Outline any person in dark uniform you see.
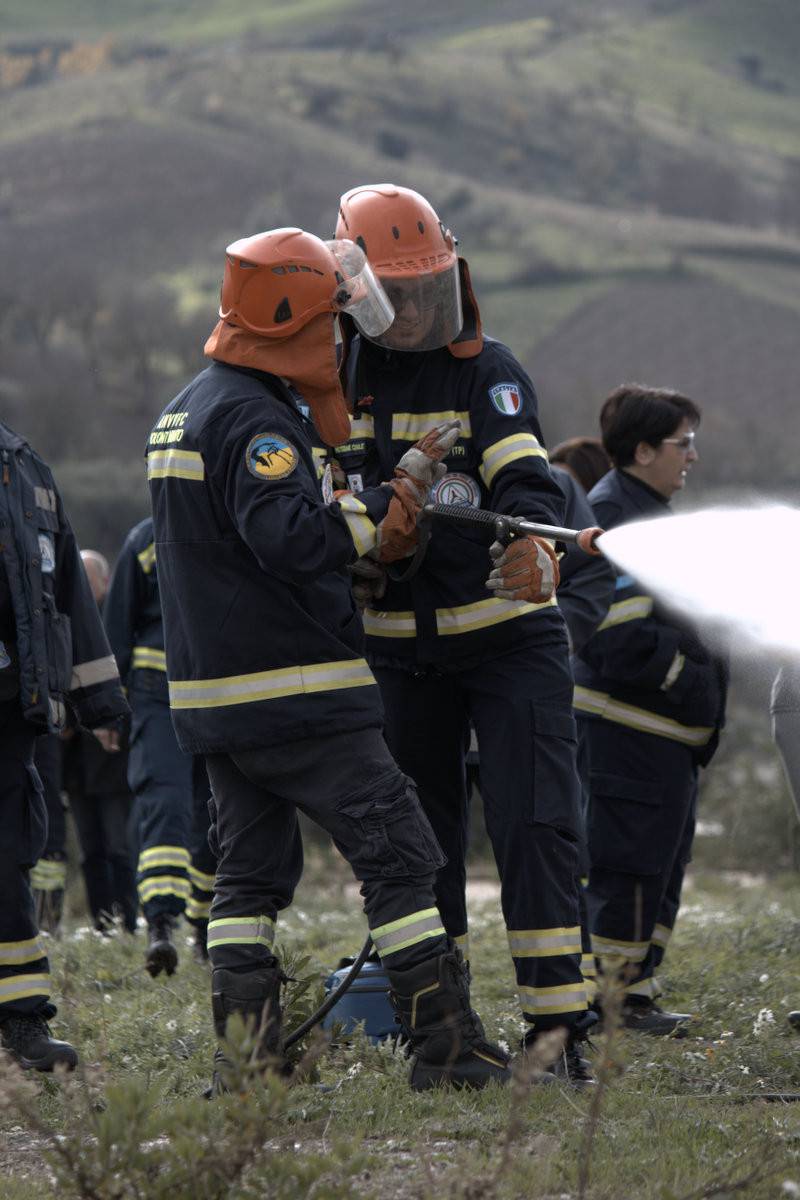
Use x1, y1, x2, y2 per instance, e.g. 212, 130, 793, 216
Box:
147, 226, 510, 1092
574, 384, 727, 1033
0, 422, 128, 1070
61, 549, 138, 934
104, 517, 216, 971
332, 184, 594, 1083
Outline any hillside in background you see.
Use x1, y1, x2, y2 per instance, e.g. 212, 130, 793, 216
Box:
0, 0, 799, 551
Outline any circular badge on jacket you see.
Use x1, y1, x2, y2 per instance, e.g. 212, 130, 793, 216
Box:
431, 471, 481, 507
246, 433, 299, 481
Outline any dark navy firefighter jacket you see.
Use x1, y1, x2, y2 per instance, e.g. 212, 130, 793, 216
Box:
336, 335, 570, 667
0, 421, 128, 732
551, 466, 615, 655
104, 516, 168, 702
574, 469, 727, 766
146, 362, 395, 755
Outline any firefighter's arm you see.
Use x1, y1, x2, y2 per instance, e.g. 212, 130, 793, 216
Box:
468, 345, 567, 528
103, 529, 148, 685
52, 493, 129, 729
204, 406, 394, 585
552, 469, 615, 653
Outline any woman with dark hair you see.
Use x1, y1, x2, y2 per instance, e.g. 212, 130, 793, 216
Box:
574, 384, 727, 1034
550, 436, 611, 497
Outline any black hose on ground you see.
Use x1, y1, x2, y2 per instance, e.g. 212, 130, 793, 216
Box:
284, 934, 375, 1050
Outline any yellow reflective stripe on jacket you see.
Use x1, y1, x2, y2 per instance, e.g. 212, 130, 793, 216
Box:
138, 845, 191, 871
147, 449, 205, 481
0, 936, 48, 966
652, 923, 672, 949
29, 859, 67, 891
137, 542, 157, 574
311, 446, 327, 480
132, 646, 167, 672
573, 686, 714, 747
518, 981, 586, 1016
597, 595, 654, 631
479, 433, 547, 487
71, 654, 119, 691
188, 865, 216, 891
334, 414, 375, 450
362, 609, 418, 638
0, 973, 51, 1004
138, 876, 192, 903
207, 915, 275, 950
507, 926, 582, 958
169, 658, 376, 710
337, 493, 377, 557
454, 932, 470, 961
436, 595, 556, 636
391, 411, 471, 442
591, 933, 649, 963
580, 953, 597, 979
370, 907, 445, 958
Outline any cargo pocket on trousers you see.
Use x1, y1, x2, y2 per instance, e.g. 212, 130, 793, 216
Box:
338, 778, 445, 879
587, 771, 665, 875
528, 705, 582, 837
126, 712, 151, 796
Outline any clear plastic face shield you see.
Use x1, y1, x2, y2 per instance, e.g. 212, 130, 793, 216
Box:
326, 239, 395, 338
365, 262, 463, 352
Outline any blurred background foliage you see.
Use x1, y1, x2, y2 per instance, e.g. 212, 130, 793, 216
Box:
1, 0, 798, 870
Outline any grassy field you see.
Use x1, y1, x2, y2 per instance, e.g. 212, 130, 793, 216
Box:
3, 866, 800, 1199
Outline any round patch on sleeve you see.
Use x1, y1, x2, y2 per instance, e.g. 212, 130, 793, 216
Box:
246, 432, 299, 480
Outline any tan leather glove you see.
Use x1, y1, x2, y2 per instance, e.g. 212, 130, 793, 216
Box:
375, 419, 461, 562
485, 535, 560, 603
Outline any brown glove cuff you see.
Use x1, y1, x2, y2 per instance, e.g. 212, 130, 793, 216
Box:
375, 481, 422, 563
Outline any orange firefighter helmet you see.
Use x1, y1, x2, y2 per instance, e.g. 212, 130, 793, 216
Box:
205, 227, 393, 446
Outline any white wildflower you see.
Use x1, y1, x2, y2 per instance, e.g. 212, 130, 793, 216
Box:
753, 1008, 776, 1036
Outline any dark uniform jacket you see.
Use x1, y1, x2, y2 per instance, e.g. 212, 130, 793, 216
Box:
147, 361, 394, 755
574, 468, 727, 765
0, 421, 128, 731
338, 335, 569, 667
551, 466, 614, 655
105, 516, 168, 702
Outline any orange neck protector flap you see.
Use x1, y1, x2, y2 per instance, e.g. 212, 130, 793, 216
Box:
448, 257, 483, 359
204, 313, 352, 447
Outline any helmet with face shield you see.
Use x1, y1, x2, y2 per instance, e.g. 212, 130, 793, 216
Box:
335, 185, 463, 352
205, 228, 394, 446
218, 228, 393, 339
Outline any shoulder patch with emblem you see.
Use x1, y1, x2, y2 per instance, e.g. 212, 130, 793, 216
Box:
246, 433, 299, 481
431, 471, 481, 508
488, 382, 522, 416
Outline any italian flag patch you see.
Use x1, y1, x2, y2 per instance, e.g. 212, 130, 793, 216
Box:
488, 382, 522, 416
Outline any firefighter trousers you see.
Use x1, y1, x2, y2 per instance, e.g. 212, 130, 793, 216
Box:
128, 681, 214, 923
374, 638, 587, 1031
0, 700, 54, 1019
580, 718, 697, 999
204, 726, 448, 975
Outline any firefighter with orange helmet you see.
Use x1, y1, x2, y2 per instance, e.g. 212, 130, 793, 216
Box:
332, 185, 594, 1083
147, 227, 511, 1091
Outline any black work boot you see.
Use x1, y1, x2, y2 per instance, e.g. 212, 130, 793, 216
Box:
0, 1012, 78, 1072
192, 919, 210, 964
386, 947, 511, 1091
621, 997, 691, 1037
522, 1010, 598, 1087
145, 915, 178, 977
210, 965, 284, 1094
